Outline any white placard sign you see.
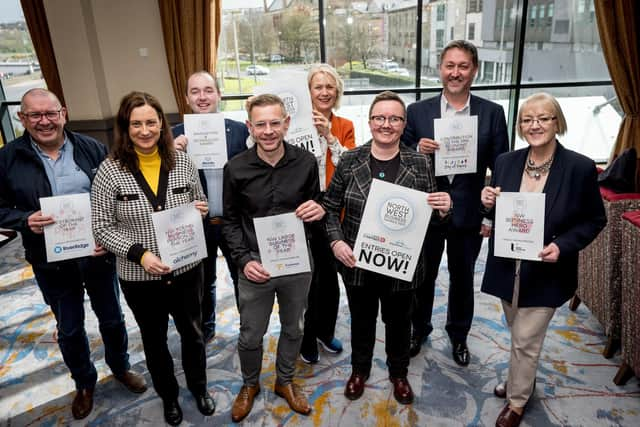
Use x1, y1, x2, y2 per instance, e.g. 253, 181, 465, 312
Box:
184, 113, 228, 169
253, 212, 311, 277
254, 75, 320, 155
40, 193, 95, 262
434, 115, 478, 176
353, 179, 431, 281
151, 203, 207, 270
494, 192, 545, 261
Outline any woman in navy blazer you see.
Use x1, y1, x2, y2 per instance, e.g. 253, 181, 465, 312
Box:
480, 93, 606, 427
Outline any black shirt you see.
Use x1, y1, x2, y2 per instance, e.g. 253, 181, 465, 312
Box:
369, 152, 401, 182
222, 142, 321, 269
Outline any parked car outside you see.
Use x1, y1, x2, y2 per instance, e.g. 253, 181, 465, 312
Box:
246, 65, 270, 75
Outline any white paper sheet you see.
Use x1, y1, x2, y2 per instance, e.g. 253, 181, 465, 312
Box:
434, 115, 478, 176
151, 203, 208, 270
254, 74, 321, 155
353, 179, 432, 281
253, 212, 311, 277
184, 113, 228, 169
40, 193, 96, 262
494, 192, 545, 261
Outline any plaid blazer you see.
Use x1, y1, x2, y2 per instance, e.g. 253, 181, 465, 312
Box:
323, 141, 441, 291
91, 151, 206, 282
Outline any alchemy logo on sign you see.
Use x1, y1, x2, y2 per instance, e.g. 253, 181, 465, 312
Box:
379, 198, 414, 231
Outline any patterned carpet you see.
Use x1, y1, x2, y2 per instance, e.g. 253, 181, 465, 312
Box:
1, 236, 639, 426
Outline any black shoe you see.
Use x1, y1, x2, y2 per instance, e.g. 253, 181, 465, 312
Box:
194, 391, 216, 416
409, 332, 428, 358
163, 399, 183, 426
452, 341, 470, 366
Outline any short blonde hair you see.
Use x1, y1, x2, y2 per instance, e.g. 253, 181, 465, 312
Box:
307, 63, 344, 110
517, 92, 568, 138
245, 94, 286, 121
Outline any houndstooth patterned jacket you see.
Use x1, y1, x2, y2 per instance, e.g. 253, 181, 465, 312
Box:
91, 150, 206, 282
323, 141, 446, 292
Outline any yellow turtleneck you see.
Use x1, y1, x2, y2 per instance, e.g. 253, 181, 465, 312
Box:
135, 147, 161, 195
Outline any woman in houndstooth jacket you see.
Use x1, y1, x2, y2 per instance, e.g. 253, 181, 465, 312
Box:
322, 91, 452, 405
91, 92, 214, 425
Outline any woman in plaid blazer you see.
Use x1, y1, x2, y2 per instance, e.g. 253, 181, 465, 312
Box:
91, 92, 214, 425
322, 91, 452, 405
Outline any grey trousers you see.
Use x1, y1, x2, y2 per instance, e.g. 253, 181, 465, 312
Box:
237, 270, 312, 386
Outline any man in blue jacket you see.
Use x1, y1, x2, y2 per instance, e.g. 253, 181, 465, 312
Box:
402, 40, 509, 366
172, 71, 249, 341
0, 88, 146, 420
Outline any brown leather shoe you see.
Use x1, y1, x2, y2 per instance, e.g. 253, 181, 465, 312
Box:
494, 381, 507, 398
115, 370, 148, 394
344, 372, 369, 400
71, 388, 94, 420
274, 382, 311, 415
390, 377, 414, 404
231, 384, 260, 422
495, 404, 524, 427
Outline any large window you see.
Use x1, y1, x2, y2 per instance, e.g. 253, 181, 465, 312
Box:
0, 1, 45, 145
220, 1, 617, 162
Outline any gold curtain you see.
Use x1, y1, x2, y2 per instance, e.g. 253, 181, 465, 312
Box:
20, 0, 66, 108
158, 0, 222, 115
595, 0, 640, 191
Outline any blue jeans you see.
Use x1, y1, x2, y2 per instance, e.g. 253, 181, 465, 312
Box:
202, 221, 238, 336
32, 255, 129, 390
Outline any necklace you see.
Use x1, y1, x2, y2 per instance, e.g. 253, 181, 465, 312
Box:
525, 153, 554, 180
370, 154, 398, 180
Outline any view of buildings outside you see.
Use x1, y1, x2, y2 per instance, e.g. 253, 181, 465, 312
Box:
0, 0, 621, 161
0, 0, 45, 146
217, 0, 620, 161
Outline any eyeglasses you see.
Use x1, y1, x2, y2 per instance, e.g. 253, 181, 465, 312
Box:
519, 116, 556, 127
252, 119, 285, 131
21, 110, 63, 123
370, 115, 405, 126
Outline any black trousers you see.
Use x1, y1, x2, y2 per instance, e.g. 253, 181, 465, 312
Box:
120, 264, 206, 401
412, 224, 483, 343
301, 229, 340, 353
346, 272, 414, 378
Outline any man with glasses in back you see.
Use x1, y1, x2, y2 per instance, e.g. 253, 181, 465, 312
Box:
402, 40, 509, 366
172, 70, 249, 341
223, 94, 325, 422
0, 88, 146, 420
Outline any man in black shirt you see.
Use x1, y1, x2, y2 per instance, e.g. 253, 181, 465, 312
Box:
222, 94, 325, 422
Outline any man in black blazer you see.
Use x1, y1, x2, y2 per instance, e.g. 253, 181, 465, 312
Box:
401, 40, 509, 366
172, 71, 249, 341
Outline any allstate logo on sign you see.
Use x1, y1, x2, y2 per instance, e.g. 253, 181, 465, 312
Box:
379, 197, 414, 231
54, 246, 63, 254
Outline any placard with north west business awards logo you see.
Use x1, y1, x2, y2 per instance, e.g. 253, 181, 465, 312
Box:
253, 212, 311, 277
494, 192, 545, 261
184, 113, 228, 169
434, 115, 478, 176
254, 74, 320, 155
353, 179, 432, 281
40, 193, 96, 262
152, 203, 208, 270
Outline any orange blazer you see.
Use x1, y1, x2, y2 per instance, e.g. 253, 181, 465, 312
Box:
326, 114, 356, 188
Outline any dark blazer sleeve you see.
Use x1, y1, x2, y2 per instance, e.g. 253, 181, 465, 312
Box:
552, 158, 607, 257
487, 103, 509, 173
401, 102, 420, 150
225, 119, 249, 160
323, 154, 349, 244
